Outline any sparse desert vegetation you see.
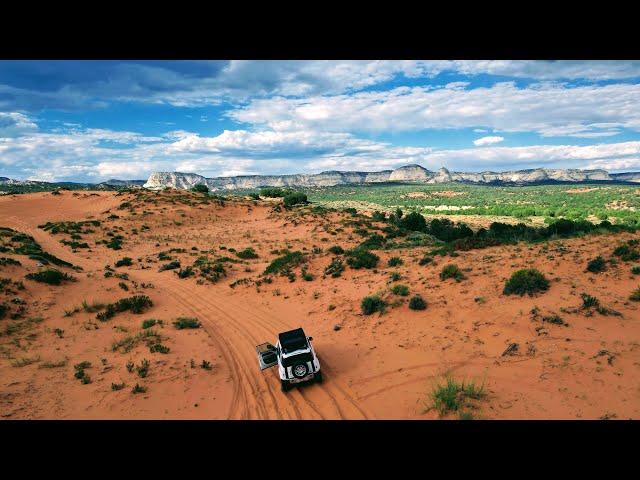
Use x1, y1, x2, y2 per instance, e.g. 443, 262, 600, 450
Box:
2, 186, 640, 420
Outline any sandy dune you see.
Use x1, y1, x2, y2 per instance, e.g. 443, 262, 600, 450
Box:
1, 190, 639, 419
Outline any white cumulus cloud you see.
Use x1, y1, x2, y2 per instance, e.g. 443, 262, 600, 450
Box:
473, 136, 504, 146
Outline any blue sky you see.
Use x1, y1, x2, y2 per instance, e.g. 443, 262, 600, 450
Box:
2, 60, 640, 182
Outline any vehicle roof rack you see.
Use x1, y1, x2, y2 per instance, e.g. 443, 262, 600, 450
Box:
278, 328, 306, 344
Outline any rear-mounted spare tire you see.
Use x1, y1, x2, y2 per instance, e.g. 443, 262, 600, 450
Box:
292, 363, 308, 378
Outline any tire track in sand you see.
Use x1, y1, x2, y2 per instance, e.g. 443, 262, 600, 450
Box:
184, 284, 372, 419
3, 214, 369, 419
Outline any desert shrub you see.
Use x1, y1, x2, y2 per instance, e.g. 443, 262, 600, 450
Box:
118, 281, 129, 291
581, 293, 600, 309
613, 242, 640, 262
439, 264, 464, 282
236, 247, 259, 259
328, 245, 344, 255
324, 258, 345, 278
409, 295, 427, 310
106, 236, 123, 250
301, 268, 314, 281
73, 361, 91, 384
632, 266, 640, 275
0, 303, 7, 320
111, 382, 125, 391
630, 287, 640, 302
260, 187, 288, 198
346, 249, 379, 269
173, 317, 201, 329
418, 255, 433, 266
115, 257, 133, 267
283, 192, 308, 207
503, 269, 550, 296
390, 272, 401, 281
371, 211, 387, 222
176, 266, 194, 278
387, 256, 403, 267
586, 256, 606, 273
25, 269, 75, 285
248, 192, 260, 200
96, 295, 153, 321
264, 251, 304, 275
191, 184, 209, 193
159, 260, 181, 271
357, 234, 385, 250
149, 343, 170, 354
131, 383, 146, 394
343, 207, 358, 215
0, 257, 22, 267
201, 360, 212, 370
142, 319, 160, 329
430, 377, 485, 416
135, 359, 150, 378
398, 212, 427, 232
361, 295, 386, 315
392, 284, 410, 296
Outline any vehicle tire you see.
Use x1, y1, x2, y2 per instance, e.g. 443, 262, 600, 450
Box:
315, 371, 323, 384
281, 380, 291, 392
292, 363, 308, 378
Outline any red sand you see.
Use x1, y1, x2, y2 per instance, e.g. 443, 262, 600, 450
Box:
1, 190, 639, 419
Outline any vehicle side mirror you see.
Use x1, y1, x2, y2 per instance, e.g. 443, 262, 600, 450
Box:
308, 336, 313, 341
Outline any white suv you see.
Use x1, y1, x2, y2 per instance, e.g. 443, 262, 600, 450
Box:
256, 327, 322, 392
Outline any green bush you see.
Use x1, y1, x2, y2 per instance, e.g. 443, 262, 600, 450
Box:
418, 255, 433, 266
149, 343, 170, 354
260, 187, 288, 198
283, 192, 308, 207
586, 256, 606, 273
399, 212, 427, 232
131, 383, 147, 394
176, 266, 194, 278
392, 284, 410, 296
236, 247, 259, 259
503, 269, 550, 296
409, 295, 427, 310
328, 246, 344, 255
430, 377, 485, 416
96, 295, 153, 321
324, 258, 345, 278
159, 260, 181, 271
346, 249, 379, 269
361, 295, 386, 315
115, 257, 133, 267
25, 269, 75, 285
142, 319, 160, 329
357, 234, 385, 250
387, 256, 403, 267
173, 317, 201, 329
439, 264, 464, 282
630, 287, 640, 302
581, 293, 600, 309
632, 266, 640, 275
191, 184, 209, 193
0, 257, 22, 267
264, 251, 304, 275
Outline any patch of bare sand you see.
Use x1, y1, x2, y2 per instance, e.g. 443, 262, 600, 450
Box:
565, 187, 600, 194
1, 189, 640, 419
